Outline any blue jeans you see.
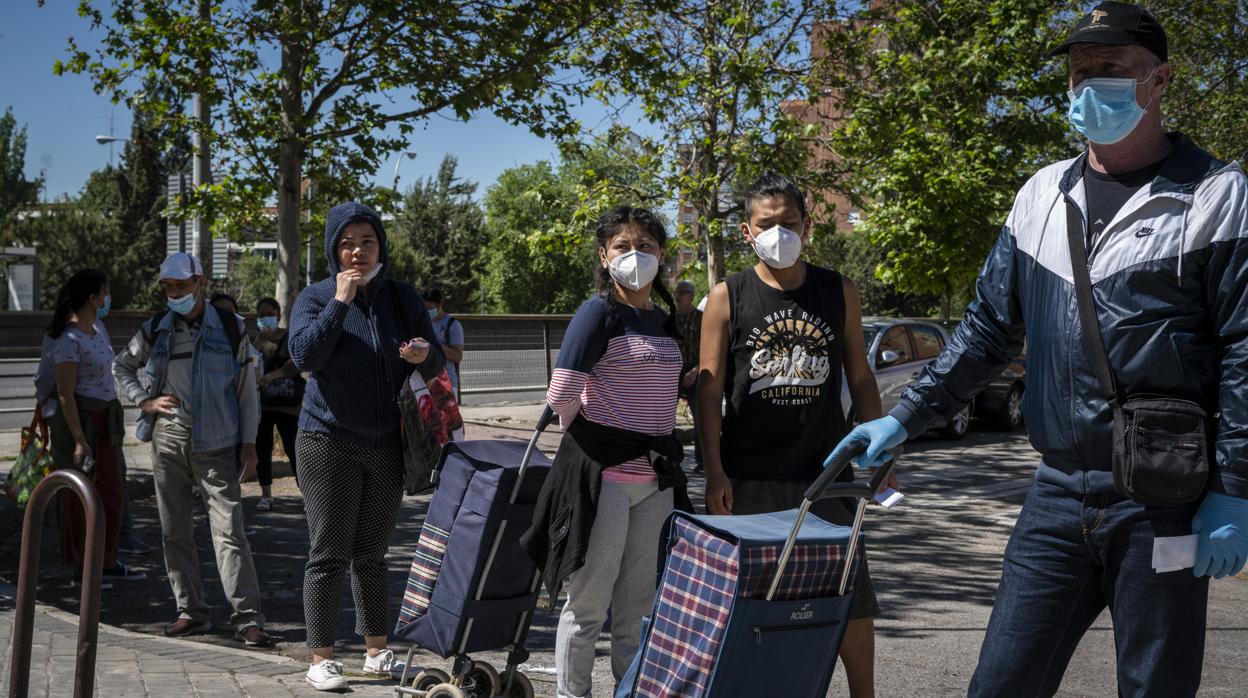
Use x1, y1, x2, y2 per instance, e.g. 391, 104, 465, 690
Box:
969, 481, 1209, 698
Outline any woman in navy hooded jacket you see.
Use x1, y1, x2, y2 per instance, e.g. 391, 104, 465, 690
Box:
288, 202, 444, 692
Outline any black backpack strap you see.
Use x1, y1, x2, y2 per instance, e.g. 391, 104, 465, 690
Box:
142, 309, 170, 347
1064, 196, 1120, 406
144, 306, 242, 363
211, 304, 244, 356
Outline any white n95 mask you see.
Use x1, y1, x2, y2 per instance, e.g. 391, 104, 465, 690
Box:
608, 250, 659, 291
362, 262, 384, 283
752, 225, 803, 269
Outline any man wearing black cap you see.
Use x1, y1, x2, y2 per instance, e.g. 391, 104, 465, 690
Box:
824, 2, 1248, 695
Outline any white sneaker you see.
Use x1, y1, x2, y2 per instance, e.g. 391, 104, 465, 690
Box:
362, 648, 405, 678
305, 660, 348, 691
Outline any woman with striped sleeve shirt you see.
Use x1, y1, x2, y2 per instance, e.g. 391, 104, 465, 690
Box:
524, 205, 688, 698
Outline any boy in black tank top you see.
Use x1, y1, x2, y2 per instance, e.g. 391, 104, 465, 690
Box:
697, 172, 889, 698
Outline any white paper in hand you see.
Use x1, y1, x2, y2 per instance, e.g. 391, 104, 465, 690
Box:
1151, 534, 1198, 573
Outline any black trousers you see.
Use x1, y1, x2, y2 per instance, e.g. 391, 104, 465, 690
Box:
256, 410, 299, 487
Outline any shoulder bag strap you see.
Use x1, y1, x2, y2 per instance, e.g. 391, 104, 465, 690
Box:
1064, 196, 1120, 406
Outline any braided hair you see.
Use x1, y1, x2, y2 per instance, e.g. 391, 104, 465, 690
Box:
594, 205, 680, 339
46, 269, 108, 340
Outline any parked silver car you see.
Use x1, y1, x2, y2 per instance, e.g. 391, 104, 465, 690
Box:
841, 318, 973, 439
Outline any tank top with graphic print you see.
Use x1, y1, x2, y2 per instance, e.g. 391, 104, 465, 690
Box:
721, 264, 848, 481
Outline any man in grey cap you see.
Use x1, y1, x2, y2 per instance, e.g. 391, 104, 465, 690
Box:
113, 252, 271, 646
826, 2, 1247, 695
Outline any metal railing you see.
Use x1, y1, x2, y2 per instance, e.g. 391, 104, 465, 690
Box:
8, 470, 105, 698
0, 312, 572, 410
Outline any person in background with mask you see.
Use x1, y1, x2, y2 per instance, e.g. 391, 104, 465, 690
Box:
522, 205, 691, 698
697, 171, 886, 697
288, 202, 445, 692
423, 286, 465, 395
829, 4, 1248, 694
112, 252, 271, 647
252, 297, 304, 510
46, 269, 144, 588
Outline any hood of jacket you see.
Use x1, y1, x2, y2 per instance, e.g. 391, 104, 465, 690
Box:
324, 201, 389, 277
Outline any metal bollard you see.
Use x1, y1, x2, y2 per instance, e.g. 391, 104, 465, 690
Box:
8, 470, 105, 698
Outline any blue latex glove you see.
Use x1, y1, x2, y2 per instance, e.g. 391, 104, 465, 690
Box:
1192, 492, 1248, 579
824, 416, 908, 471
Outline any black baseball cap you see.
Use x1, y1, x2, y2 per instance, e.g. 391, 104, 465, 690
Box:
1049, 2, 1168, 63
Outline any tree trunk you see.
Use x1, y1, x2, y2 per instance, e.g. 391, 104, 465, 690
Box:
192, 0, 212, 277
705, 231, 725, 291
274, 2, 305, 328
275, 140, 301, 327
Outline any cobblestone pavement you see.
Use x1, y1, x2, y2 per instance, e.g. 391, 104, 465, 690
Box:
0, 592, 349, 697
3, 405, 1246, 696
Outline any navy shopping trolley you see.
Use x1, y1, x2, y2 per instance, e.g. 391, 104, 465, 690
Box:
394, 407, 556, 698
615, 442, 896, 698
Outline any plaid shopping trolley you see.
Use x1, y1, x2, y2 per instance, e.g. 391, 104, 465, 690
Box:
616, 442, 896, 698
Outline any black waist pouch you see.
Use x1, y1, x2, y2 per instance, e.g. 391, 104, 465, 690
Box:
1112, 397, 1210, 507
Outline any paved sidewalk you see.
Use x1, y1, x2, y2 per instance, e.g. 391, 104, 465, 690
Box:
0, 581, 345, 697
0, 402, 568, 697
3, 406, 1246, 696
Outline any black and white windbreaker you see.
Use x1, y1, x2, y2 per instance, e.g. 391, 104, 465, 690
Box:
892, 134, 1248, 499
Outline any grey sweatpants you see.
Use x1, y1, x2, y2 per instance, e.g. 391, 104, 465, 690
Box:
556, 480, 672, 698
152, 418, 264, 631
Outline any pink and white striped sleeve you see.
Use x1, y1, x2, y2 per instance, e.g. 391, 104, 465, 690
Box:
547, 368, 588, 428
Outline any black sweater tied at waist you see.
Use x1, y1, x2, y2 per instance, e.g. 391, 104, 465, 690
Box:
520, 415, 694, 604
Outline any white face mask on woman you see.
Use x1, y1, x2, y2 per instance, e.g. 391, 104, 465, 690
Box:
751, 225, 803, 269
608, 250, 660, 291
361, 262, 384, 283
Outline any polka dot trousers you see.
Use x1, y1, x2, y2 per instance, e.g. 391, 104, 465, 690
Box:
296, 431, 404, 649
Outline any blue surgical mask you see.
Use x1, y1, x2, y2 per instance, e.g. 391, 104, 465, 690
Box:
1067, 69, 1157, 145
97, 294, 111, 320
166, 292, 197, 316
428, 308, 439, 320
257, 316, 279, 331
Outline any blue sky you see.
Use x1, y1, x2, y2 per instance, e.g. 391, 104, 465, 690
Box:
1, 1, 645, 202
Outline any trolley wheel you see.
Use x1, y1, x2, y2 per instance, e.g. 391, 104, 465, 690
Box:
412, 668, 451, 691
462, 661, 500, 698
500, 672, 535, 698
426, 684, 466, 698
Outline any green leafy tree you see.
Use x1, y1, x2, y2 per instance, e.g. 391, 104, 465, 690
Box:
479, 161, 594, 314
234, 253, 278, 312
389, 156, 488, 311
817, 1, 1075, 319
21, 203, 122, 311
26, 79, 191, 313
479, 129, 668, 313
59, 0, 652, 325
1153, 2, 1248, 162
0, 107, 41, 239
808, 225, 939, 317
75, 82, 193, 311
584, 0, 823, 289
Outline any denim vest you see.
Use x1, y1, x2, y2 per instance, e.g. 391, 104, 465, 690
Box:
135, 309, 242, 452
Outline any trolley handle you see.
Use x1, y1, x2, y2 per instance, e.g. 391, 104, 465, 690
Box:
765, 441, 899, 602
803, 441, 898, 504
535, 405, 556, 433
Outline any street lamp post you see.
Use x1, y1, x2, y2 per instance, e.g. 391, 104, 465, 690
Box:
94, 135, 129, 166
392, 151, 417, 193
